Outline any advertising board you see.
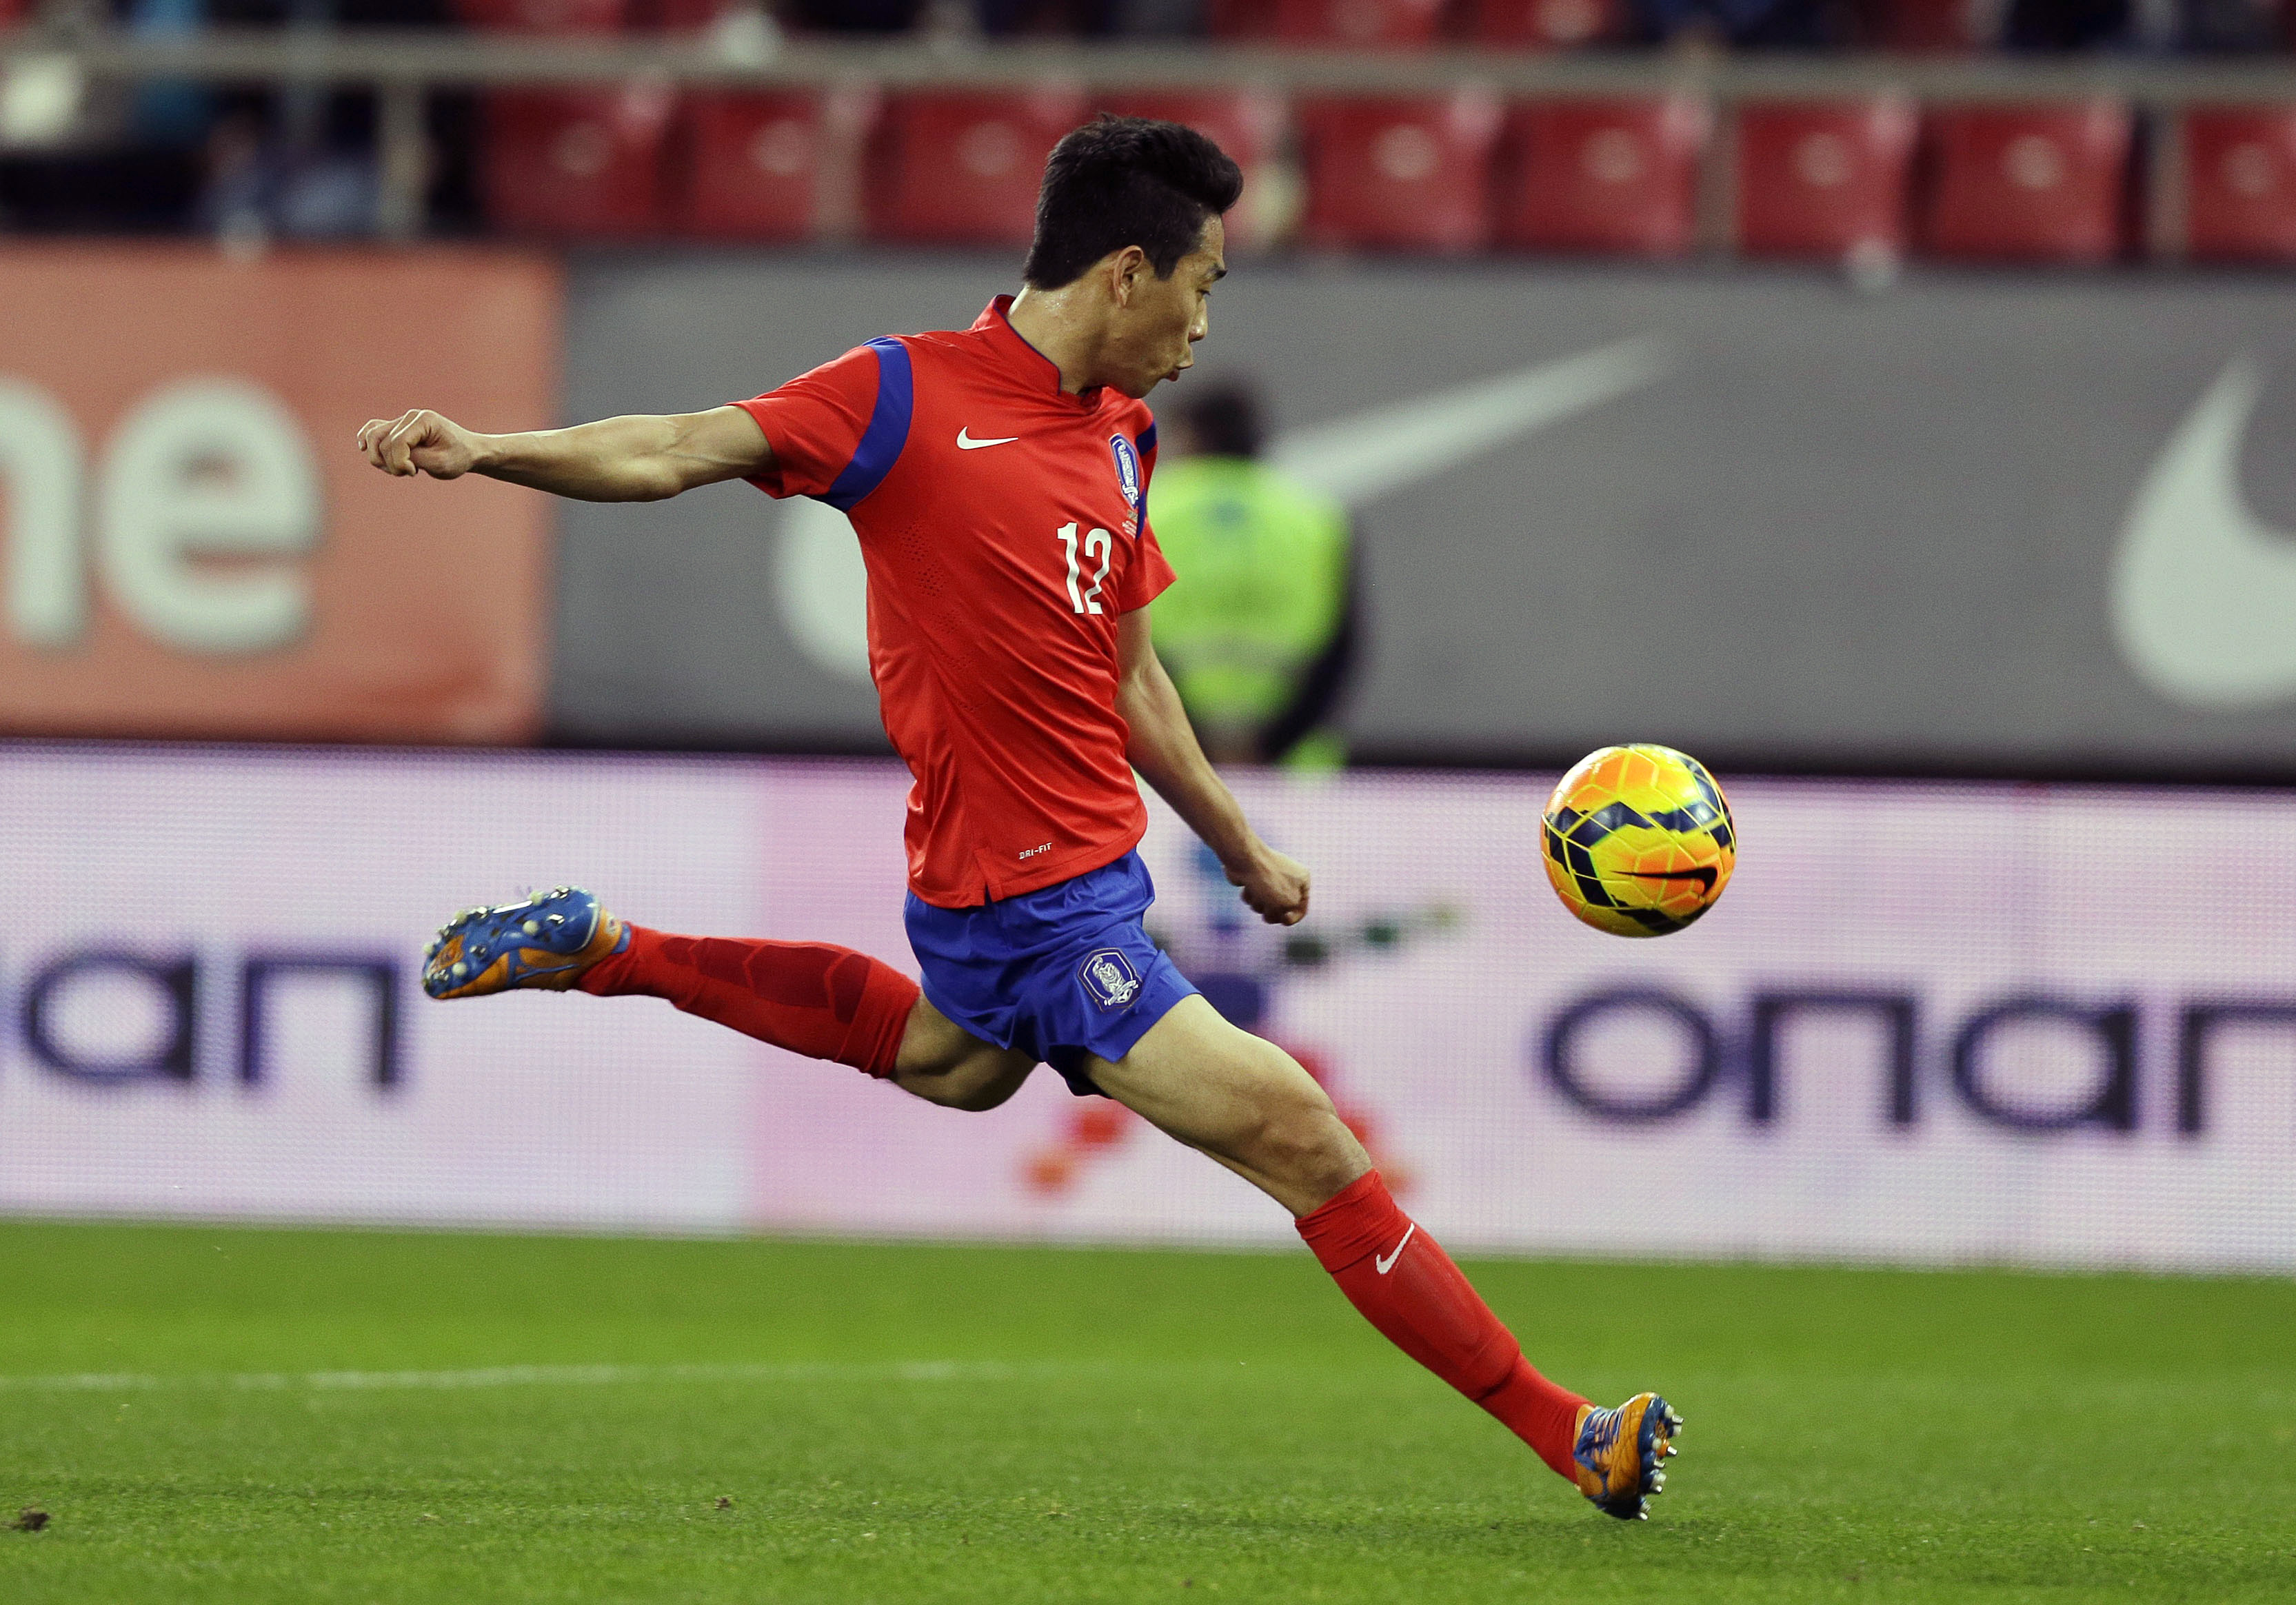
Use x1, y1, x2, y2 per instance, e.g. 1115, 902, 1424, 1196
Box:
2, 744, 2290, 1273
0, 245, 558, 742
552, 254, 2296, 772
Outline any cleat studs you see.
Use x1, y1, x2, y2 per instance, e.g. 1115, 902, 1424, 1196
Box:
1650, 1471, 1665, 1491
452, 962, 467, 977
523, 920, 541, 936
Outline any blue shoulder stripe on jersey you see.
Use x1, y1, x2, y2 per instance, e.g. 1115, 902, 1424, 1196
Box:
1138, 423, 1158, 456
818, 336, 914, 513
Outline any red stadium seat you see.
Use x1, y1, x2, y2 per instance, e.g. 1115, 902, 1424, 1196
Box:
454, 0, 626, 30
680, 92, 826, 243
654, 0, 734, 27
1468, 0, 1620, 48
1274, 0, 1448, 46
482, 87, 674, 239
1734, 98, 1917, 259
868, 91, 1089, 248
1297, 93, 1504, 252
2182, 107, 2296, 263
1096, 90, 1286, 245
1874, 0, 1988, 50
1205, 0, 1282, 35
1495, 98, 1706, 256
1922, 103, 2133, 265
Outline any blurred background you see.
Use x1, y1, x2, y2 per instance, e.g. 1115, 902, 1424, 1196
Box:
2, 0, 2294, 1275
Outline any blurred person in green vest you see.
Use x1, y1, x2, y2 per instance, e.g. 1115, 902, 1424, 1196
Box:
1150, 382, 1362, 772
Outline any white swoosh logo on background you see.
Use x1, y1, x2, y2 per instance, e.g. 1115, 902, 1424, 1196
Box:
2111, 358, 2296, 709
957, 428, 1018, 450
778, 336, 1669, 681
1270, 335, 1669, 508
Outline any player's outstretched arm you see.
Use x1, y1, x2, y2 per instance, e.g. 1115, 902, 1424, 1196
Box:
1116, 609, 1310, 927
355, 405, 774, 503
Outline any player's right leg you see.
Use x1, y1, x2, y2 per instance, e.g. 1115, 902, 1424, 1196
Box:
1088, 996, 1682, 1520
421, 887, 1032, 1109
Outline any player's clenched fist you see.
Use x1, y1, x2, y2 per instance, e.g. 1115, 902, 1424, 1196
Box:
358, 409, 482, 479
1229, 846, 1311, 927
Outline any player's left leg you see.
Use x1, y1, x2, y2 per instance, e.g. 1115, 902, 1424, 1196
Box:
1087, 996, 1680, 1519
422, 887, 1034, 1109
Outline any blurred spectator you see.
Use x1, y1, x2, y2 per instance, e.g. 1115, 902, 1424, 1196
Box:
1631, 0, 1845, 48
194, 101, 381, 239
787, 0, 929, 28
2177, 0, 2284, 49
976, 0, 1115, 32
125, 0, 216, 150
1149, 383, 1362, 771
2001, 0, 2134, 48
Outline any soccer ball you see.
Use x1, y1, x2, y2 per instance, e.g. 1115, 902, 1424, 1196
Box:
1540, 745, 1735, 938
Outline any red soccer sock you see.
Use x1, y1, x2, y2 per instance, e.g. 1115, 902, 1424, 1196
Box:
1297, 1171, 1589, 1482
577, 926, 919, 1079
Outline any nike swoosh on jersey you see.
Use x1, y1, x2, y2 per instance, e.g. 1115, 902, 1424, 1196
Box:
1270, 335, 1669, 509
2111, 357, 2296, 709
956, 428, 1018, 450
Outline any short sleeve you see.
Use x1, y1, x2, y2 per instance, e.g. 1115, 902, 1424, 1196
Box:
732, 344, 880, 500
1120, 523, 1178, 613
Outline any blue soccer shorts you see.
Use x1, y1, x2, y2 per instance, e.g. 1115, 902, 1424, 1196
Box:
903, 849, 1198, 1098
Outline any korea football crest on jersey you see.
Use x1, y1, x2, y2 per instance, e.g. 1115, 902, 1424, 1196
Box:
1109, 434, 1143, 531
1078, 947, 1142, 1011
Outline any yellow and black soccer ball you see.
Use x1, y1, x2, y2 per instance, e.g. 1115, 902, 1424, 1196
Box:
1540, 745, 1735, 938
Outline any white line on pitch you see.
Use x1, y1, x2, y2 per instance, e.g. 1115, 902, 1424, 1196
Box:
0, 1360, 1100, 1393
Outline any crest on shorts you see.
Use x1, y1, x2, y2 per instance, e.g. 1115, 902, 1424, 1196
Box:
1109, 434, 1143, 523
1078, 947, 1142, 1011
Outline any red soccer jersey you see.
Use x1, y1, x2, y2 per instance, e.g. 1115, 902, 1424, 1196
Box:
735, 296, 1176, 908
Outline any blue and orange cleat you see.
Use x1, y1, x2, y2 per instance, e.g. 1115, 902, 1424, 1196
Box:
1572, 1393, 1682, 1520
422, 887, 628, 1000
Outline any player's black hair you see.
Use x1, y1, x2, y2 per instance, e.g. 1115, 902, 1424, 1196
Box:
1178, 382, 1264, 460
1023, 115, 1243, 291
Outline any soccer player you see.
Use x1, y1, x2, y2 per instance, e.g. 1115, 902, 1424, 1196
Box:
356, 117, 1680, 1520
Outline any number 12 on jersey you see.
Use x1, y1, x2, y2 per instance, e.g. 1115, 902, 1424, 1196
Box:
1056, 523, 1113, 616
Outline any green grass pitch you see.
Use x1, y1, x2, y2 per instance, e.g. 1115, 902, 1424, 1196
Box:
1, 1222, 2290, 1603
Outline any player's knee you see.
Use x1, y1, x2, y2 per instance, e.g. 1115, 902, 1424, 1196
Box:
1238, 1082, 1364, 1193
895, 1045, 1030, 1112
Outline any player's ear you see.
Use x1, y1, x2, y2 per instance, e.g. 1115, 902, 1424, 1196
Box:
1108, 245, 1149, 307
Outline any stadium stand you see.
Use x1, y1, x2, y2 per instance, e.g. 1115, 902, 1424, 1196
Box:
1204, 0, 1282, 34
679, 92, 825, 241
1494, 97, 1707, 256
867, 90, 1089, 245
481, 86, 674, 236
1922, 101, 2134, 263
1875, 0, 1991, 49
1271, 0, 1451, 45
2181, 105, 2296, 260
1467, 0, 1624, 48
453, 0, 628, 30
1296, 93, 1504, 252
1733, 98, 1919, 259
